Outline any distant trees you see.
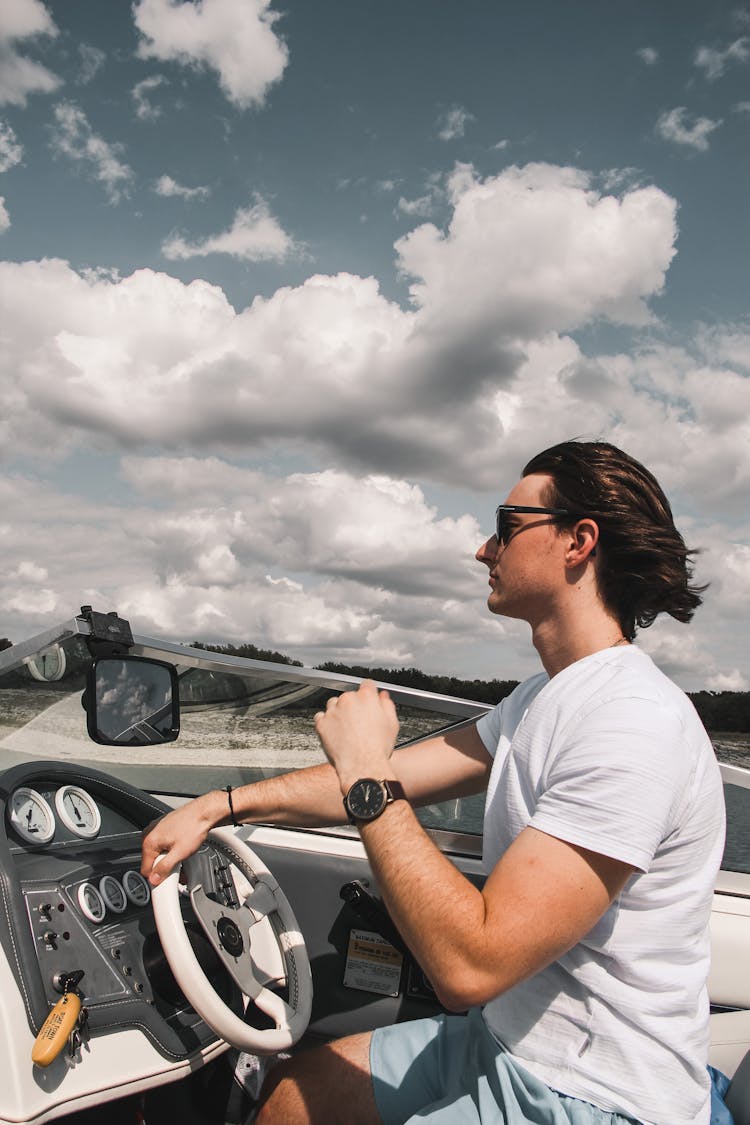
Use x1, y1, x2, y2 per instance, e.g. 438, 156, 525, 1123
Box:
689, 692, 750, 734
191, 641, 303, 667
317, 662, 519, 706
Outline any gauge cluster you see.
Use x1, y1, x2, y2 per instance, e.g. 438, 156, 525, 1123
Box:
9, 783, 102, 846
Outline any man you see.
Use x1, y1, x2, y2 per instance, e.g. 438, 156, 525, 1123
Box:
141, 441, 725, 1124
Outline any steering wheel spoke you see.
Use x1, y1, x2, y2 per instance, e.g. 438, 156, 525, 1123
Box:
151, 826, 312, 1054
188, 885, 269, 998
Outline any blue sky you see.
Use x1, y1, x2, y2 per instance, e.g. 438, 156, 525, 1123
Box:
1, 0, 748, 690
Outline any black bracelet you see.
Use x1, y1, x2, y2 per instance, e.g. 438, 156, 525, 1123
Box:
225, 785, 239, 827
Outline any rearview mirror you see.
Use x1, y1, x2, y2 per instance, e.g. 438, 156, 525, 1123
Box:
85, 655, 180, 745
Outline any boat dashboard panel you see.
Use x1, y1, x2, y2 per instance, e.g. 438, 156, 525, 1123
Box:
0, 760, 240, 1063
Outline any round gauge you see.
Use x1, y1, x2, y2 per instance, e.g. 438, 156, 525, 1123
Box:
55, 785, 101, 840
24, 644, 67, 683
9, 787, 55, 845
122, 870, 150, 906
99, 875, 126, 914
77, 882, 106, 923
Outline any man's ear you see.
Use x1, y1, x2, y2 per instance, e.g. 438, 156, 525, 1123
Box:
565, 518, 599, 566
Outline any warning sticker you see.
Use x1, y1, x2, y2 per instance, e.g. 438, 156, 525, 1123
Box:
343, 928, 403, 997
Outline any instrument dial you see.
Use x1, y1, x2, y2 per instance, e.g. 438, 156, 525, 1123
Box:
122, 870, 150, 906
99, 875, 127, 914
24, 644, 67, 682
9, 787, 55, 845
55, 785, 101, 839
77, 882, 106, 923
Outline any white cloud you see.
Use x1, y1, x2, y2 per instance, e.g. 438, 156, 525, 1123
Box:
637, 47, 659, 65
437, 105, 473, 141
154, 173, 210, 200
397, 193, 435, 217
77, 43, 105, 85
395, 163, 677, 338
655, 106, 722, 151
162, 197, 294, 260
695, 37, 750, 80
0, 0, 60, 106
133, 0, 288, 110
0, 196, 9, 232
706, 669, 750, 692
0, 463, 499, 674
50, 103, 134, 202
0, 166, 683, 493
0, 120, 22, 170
132, 74, 168, 120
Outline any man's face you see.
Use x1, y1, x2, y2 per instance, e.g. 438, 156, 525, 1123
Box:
476, 473, 570, 624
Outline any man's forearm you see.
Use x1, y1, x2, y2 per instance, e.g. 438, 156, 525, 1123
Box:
226, 761, 347, 827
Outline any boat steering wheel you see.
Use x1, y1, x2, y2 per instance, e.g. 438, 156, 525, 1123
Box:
151, 826, 313, 1054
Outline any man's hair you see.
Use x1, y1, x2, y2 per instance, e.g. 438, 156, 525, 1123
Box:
522, 440, 706, 640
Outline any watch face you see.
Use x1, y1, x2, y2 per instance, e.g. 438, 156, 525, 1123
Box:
346, 778, 386, 821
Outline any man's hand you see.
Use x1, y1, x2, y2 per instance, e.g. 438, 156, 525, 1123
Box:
314, 681, 399, 792
140, 790, 224, 886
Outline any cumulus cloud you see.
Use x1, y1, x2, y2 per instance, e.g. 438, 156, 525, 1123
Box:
0, 196, 9, 232
695, 37, 750, 80
0, 120, 22, 171
637, 46, 659, 65
437, 105, 473, 141
655, 106, 722, 151
0, 164, 684, 492
154, 173, 210, 200
133, 0, 288, 110
50, 103, 133, 202
161, 197, 295, 259
0, 463, 503, 675
0, 0, 61, 106
395, 163, 677, 338
132, 74, 168, 120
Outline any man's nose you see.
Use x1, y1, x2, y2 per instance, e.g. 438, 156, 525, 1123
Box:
476, 535, 499, 564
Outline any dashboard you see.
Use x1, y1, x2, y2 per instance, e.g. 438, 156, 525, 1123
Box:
0, 759, 241, 1123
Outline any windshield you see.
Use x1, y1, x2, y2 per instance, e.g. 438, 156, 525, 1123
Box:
0, 622, 745, 857
0, 628, 487, 837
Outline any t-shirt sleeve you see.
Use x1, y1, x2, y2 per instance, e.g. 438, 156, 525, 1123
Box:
530, 697, 690, 873
476, 699, 504, 759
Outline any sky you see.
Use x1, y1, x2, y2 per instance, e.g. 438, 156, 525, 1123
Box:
0, 0, 749, 691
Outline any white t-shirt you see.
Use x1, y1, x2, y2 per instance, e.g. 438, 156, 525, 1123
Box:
476, 644, 725, 1125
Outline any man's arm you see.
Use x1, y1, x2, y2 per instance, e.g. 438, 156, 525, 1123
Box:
358, 805, 634, 1011
314, 681, 635, 1011
140, 712, 491, 885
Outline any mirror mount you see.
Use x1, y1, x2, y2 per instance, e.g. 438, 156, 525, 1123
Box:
79, 606, 134, 658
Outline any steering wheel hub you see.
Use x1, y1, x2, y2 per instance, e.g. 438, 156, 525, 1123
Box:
216, 915, 244, 957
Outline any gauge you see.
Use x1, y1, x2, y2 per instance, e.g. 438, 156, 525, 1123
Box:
99, 875, 126, 914
55, 785, 101, 839
77, 882, 106, 923
122, 870, 150, 906
8, 787, 55, 845
24, 644, 67, 682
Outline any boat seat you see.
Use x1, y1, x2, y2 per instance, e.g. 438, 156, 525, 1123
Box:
726, 1051, 750, 1125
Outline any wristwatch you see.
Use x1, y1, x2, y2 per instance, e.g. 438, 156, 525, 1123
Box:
343, 778, 407, 824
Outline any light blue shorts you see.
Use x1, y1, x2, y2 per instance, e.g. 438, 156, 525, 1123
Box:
370, 1008, 639, 1124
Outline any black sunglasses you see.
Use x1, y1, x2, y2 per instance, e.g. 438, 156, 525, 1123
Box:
494, 504, 573, 546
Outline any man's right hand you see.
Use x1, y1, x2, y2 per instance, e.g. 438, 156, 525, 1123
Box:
140, 790, 227, 886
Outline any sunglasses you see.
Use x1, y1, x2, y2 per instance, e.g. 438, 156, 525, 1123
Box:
494, 504, 573, 546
